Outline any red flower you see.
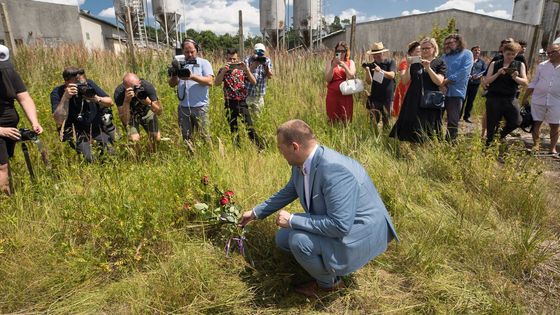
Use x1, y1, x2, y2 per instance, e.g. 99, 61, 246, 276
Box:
224, 190, 234, 197
201, 175, 209, 185
183, 203, 191, 210
220, 197, 229, 205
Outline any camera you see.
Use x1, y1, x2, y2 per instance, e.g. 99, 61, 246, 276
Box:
76, 82, 96, 98
168, 55, 197, 78
362, 62, 377, 69
254, 56, 267, 63
19, 128, 38, 141
228, 62, 244, 70
133, 85, 148, 100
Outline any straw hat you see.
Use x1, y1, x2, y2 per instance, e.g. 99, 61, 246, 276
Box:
366, 42, 389, 55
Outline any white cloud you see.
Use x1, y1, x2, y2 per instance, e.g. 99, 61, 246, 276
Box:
98, 7, 115, 18
178, 0, 260, 35
324, 8, 382, 26
401, 9, 427, 16
401, 0, 510, 19
31, 0, 85, 5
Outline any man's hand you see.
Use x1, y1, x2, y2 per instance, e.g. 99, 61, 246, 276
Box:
0, 127, 21, 141
124, 87, 135, 103
276, 210, 291, 228
64, 84, 78, 98
238, 210, 256, 227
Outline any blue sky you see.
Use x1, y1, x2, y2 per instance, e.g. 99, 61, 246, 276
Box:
33, 0, 514, 35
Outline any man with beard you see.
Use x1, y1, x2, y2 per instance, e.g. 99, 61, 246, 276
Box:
441, 34, 473, 140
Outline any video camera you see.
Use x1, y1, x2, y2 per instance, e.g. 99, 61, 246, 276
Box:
76, 82, 96, 98
133, 84, 148, 100
18, 128, 38, 142
168, 55, 197, 78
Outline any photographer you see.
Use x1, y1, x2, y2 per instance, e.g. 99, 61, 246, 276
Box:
114, 73, 162, 151
0, 45, 43, 195
168, 38, 214, 144
51, 67, 115, 162
363, 42, 396, 129
214, 48, 263, 149
244, 43, 273, 117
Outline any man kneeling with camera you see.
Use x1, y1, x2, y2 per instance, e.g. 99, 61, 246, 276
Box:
51, 67, 115, 162
114, 73, 162, 151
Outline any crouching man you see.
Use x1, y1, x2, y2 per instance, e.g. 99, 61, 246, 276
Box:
114, 73, 162, 151
239, 119, 398, 297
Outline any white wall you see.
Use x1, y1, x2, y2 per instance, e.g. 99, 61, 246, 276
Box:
79, 16, 105, 50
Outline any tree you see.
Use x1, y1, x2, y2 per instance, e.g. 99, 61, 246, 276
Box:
330, 16, 343, 32
430, 17, 457, 52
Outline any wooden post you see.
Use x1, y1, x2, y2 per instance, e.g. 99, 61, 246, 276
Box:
239, 10, 244, 55
528, 25, 541, 69
126, 6, 137, 72
0, 2, 16, 56
350, 15, 356, 60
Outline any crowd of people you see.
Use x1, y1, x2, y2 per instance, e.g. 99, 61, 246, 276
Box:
326, 36, 558, 156
1, 35, 558, 298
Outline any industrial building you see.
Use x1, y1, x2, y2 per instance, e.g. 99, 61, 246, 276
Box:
512, 0, 560, 49
321, 8, 537, 60
0, 0, 127, 52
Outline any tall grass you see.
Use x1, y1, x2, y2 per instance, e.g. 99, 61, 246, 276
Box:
0, 45, 558, 313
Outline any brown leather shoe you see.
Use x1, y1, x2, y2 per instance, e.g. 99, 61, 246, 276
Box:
294, 280, 346, 298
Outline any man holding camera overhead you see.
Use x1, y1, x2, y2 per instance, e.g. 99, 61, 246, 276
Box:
114, 73, 162, 150
168, 39, 214, 144
244, 43, 273, 117
51, 67, 115, 162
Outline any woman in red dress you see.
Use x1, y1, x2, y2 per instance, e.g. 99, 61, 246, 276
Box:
325, 41, 356, 123
393, 41, 421, 117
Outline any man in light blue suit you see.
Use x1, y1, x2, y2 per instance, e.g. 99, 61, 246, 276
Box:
239, 119, 398, 297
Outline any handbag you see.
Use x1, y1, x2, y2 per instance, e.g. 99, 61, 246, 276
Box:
519, 104, 533, 133
339, 79, 364, 95
419, 68, 445, 110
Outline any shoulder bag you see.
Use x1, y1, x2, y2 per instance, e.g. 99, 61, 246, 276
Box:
419, 67, 445, 110
339, 78, 364, 95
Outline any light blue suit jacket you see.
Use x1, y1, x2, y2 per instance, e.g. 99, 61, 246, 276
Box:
254, 146, 398, 275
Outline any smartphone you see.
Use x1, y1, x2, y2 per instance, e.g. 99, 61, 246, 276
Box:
409, 56, 422, 64
335, 52, 341, 60
503, 68, 516, 75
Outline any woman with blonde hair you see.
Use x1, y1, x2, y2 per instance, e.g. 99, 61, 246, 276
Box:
325, 41, 356, 123
389, 37, 447, 142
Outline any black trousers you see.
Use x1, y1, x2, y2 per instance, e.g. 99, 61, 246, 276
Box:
485, 96, 521, 145
462, 83, 479, 120
225, 99, 262, 148
366, 98, 391, 128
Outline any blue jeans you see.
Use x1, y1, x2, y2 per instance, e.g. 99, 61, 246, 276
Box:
275, 228, 340, 288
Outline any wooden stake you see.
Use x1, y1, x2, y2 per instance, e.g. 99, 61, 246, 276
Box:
239, 10, 244, 55
126, 6, 137, 72
0, 2, 16, 56
350, 15, 356, 60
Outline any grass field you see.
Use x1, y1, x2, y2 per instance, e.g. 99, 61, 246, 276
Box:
0, 45, 559, 314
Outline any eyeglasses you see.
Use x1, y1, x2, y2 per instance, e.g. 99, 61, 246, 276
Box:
421, 47, 432, 50
335, 50, 346, 53
444, 40, 456, 46
546, 50, 560, 55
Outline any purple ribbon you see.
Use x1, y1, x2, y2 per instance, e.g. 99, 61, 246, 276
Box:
225, 235, 246, 256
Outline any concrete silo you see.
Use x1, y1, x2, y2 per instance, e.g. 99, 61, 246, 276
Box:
293, 0, 320, 49
152, 0, 182, 46
260, 0, 286, 49
113, 0, 147, 46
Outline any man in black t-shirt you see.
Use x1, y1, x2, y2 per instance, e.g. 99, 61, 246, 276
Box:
50, 67, 115, 162
114, 73, 162, 149
364, 42, 396, 129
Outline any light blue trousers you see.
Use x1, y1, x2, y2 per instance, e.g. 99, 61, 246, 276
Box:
275, 228, 340, 288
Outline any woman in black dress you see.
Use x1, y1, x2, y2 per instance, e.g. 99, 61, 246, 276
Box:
0, 45, 43, 195
390, 37, 447, 142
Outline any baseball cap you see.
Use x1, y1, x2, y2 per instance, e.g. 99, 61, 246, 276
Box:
0, 45, 9, 62
254, 43, 266, 52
